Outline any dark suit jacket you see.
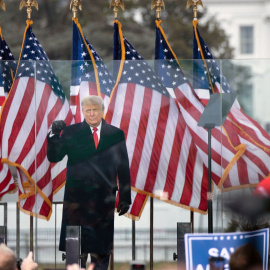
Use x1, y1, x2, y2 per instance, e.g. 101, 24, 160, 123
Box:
47, 119, 131, 254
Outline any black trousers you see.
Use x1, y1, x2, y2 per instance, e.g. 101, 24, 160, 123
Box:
81, 253, 110, 270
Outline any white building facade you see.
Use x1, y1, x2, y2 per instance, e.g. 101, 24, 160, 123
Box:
204, 0, 270, 59
203, 0, 270, 129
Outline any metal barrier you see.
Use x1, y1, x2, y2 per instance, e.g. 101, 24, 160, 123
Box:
173, 222, 192, 268
0, 203, 7, 244
1, 201, 182, 267
0, 226, 7, 244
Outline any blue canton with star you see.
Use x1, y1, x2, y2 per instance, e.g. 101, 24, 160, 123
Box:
194, 27, 233, 94
193, 28, 212, 93
0, 35, 16, 94
16, 26, 65, 103
155, 25, 189, 89
116, 34, 170, 97
71, 21, 114, 97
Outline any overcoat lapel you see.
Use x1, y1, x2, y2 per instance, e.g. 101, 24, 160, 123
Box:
81, 120, 96, 152
98, 119, 108, 151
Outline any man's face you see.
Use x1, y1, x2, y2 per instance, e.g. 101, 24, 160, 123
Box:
82, 103, 104, 127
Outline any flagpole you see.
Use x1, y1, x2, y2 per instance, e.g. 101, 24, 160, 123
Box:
19, 0, 39, 257
19, 0, 39, 20
132, 220, 136, 260
151, 0, 165, 20
207, 125, 214, 233
186, 0, 208, 233
109, 0, 125, 19
186, 0, 203, 21
150, 3, 166, 269
70, 0, 82, 19
0, 0, 5, 11
150, 197, 154, 270
153, 0, 197, 236
109, 2, 140, 269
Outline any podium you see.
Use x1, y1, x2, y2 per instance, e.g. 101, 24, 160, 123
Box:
198, 92, 236, 233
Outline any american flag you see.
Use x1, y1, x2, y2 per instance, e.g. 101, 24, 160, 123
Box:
0, 20, 73, 220
193, 20, 270, 190
71, 18, 148, 219
70, 18, 114, 122
0, 26, 16, 198
106, 20, 208, 213
154, 20, 249, 188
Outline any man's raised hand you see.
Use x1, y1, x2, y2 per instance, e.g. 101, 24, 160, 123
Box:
52, 120, 66, 135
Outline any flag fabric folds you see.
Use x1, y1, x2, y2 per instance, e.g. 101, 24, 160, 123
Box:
154, 20, 249, 189
0, 20, 73, 219
0, 162, 14, 198
0, 26, 16, 198
70, 18, 114, 122
193, 19, 270, 190
106, 20, 208, 213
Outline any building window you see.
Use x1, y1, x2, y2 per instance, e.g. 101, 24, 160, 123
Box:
240, 26, 254, 54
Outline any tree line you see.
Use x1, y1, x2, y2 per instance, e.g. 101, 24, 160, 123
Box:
0, 0, 233, 61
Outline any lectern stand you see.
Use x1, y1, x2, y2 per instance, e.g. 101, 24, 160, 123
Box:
198, 93, 236, 233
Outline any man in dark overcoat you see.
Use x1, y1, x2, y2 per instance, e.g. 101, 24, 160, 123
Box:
47, 95, 131, 270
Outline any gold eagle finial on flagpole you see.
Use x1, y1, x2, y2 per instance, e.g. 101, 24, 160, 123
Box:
109, 0, 124, 19
186, 0, 203, 20
19, 0, 38, 20
151, 0, 165, 19
70, 0, 82, 19
0, 0, 6, 11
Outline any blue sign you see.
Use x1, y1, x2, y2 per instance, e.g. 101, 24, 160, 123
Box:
185, 228, 269, 270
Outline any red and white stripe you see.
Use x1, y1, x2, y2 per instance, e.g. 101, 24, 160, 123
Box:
0, 88, 16, 198
106, 82, 208, 213
173, 82, 247, 186
115, 189, 149, 220
214, 83, 270, 189
0, 77, 73, 220
0, 160, 15, 197
195, 81, 270, 190
0, 86, 6, 110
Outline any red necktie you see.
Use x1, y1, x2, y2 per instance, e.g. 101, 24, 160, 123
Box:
93, 127, 99, 149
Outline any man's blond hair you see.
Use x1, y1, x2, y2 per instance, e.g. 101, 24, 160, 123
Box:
81, 95, 104, 110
